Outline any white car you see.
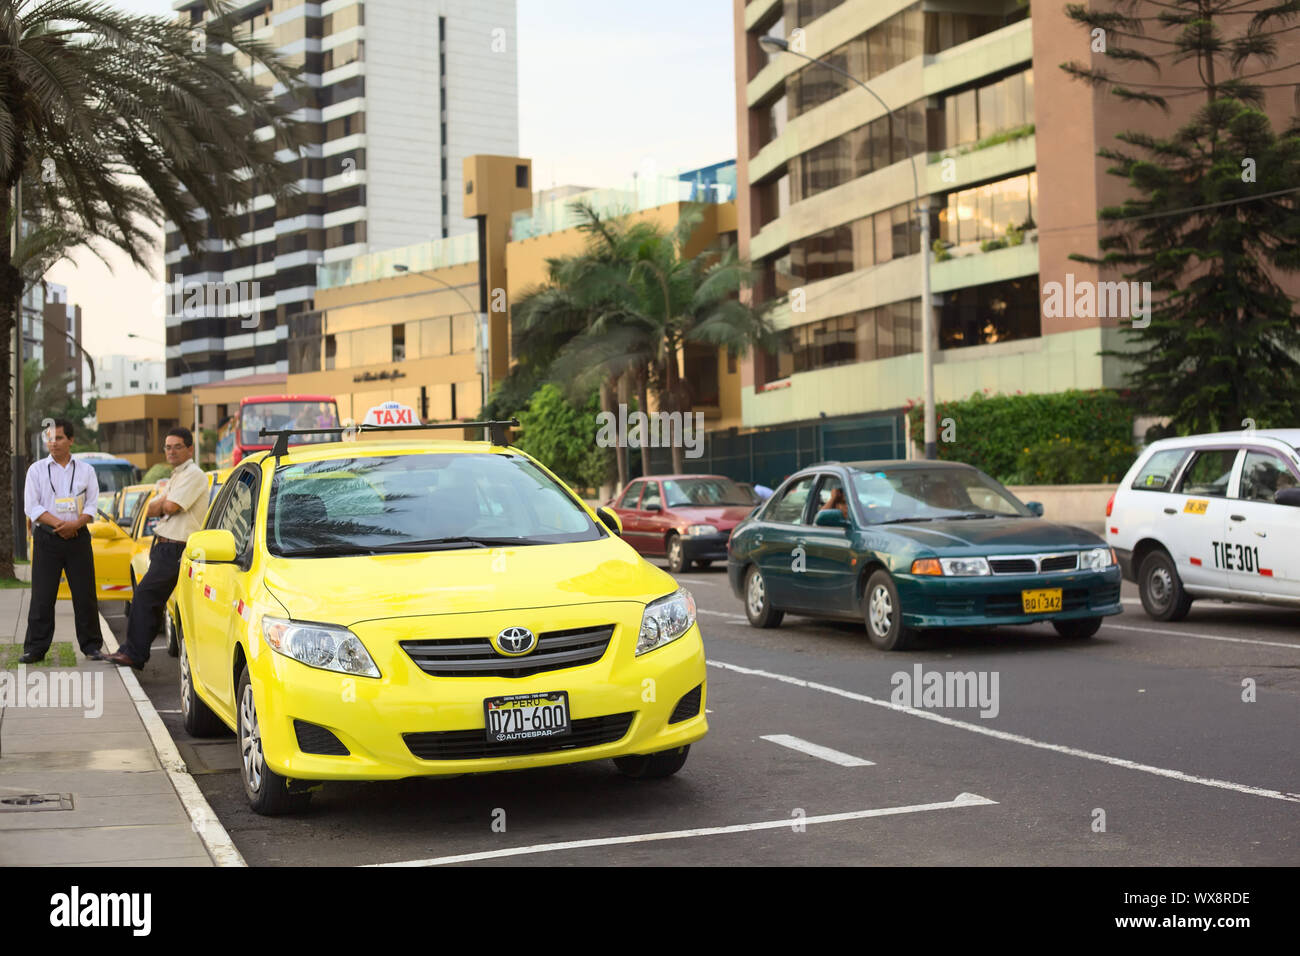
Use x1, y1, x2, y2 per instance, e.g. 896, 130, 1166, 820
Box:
1107, 429, 1300, 620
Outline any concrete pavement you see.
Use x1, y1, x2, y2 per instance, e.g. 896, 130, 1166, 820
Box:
0, 584, 235, 866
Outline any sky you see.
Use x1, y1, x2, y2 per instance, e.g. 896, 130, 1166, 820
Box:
51, 0, 738, 365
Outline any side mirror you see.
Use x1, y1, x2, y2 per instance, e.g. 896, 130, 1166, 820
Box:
1275, 488, 1300, 507
89, 520, 128, 541
188, 529, 238, 563
644, 502, 661, 513
813, 508, 849, 528
597, 506, 623, 536
1025, 501, 1044, 517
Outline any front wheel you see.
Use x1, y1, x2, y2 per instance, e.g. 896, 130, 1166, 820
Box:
614, 745, 689, 779
744, 565, 784, 628
666, 534, 687, 574
1053, 617, 1102, 639
1138, 550, 1193, 622
237, 667, 313, 815
863, 570, 917, 651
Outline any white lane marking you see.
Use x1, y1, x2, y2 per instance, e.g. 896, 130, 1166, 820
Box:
155, 709, 182, 714
709, 660, 1300, 804
367, 793, 996, 867
698, 608, 747, 623
681, 576, 721, 585
98, 613, 247, 867
1102, 621, 1300, 650
762, 734, 874, 767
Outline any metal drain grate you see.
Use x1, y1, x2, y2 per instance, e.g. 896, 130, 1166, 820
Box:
0, 793, 74, 812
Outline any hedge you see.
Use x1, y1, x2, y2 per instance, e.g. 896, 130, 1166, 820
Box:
905, 389, 1136, 484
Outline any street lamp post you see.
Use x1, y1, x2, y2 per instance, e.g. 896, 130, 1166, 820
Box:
393, 264, 491, 414
757, 35, 937, 459
128, 333, 200, 461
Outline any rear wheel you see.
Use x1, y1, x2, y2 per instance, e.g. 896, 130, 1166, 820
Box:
614, 745, 689, 779
1138, 550, 1193, 622
666, 534, 687, 574
864, 570, 917, 651
744, 565, 784, 628
237, 667, 313, 815
1053, 617, 1102, 639
165, 604, 179, 657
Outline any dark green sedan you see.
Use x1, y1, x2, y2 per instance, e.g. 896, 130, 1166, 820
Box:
726, 461, 1123, 649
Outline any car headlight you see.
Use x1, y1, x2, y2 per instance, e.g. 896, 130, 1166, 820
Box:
1079, 547, 1115, 571
685, 524, 718, 536
939, 556, 991, 576
637, 588, 697, 656
261, 616, 380, 678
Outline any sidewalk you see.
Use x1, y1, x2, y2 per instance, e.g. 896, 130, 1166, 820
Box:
0, 583, 237, 866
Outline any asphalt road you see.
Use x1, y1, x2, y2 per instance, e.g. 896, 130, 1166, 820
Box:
105, 570, 1300, 866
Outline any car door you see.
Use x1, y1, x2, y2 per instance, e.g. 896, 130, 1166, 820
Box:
786, 473, 858, 614
638, 481, 668, 556
1223, 448, 1300, 601
613, 481, 645, 551
1168, 447, 1240, 592
193, 466, 258, 707
755, 474, 818, 608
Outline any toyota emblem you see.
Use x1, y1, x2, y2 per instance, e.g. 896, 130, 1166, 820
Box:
494, 626, 537, 656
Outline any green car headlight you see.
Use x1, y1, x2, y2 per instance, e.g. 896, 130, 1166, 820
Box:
1079, 547, 1116, 571
262, 616, 380, 678
637, 588, 697, 656
939, 556, 991, 576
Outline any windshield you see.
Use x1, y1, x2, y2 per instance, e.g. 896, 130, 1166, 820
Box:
662, 477, 757, 507
241, 401, 340, 446
90, 462, 135, 495
267, 453, 604, 556
850, 467, 1030, 523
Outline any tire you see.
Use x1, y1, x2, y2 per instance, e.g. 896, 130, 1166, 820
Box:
666, 534, 687, 574
743, 565, 784, 628
236, 666, 313, 815
165, 604, 179, 657
1053, 617, 1102, 639
179, 627, 226, 738
863, 570, 917, 651
694, 560, 713, 570
614, 745, 690, 779
1138, 550, 1193, 622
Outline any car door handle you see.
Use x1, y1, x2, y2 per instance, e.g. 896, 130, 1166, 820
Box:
1255, 531, 1266, 538
1230, 514, 1246, 522
1163, 508, 1176, 515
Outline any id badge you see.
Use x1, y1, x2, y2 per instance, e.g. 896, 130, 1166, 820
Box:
54, 496, 78, 517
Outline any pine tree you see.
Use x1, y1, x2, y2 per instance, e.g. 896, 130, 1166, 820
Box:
1063, 0, 1300, 433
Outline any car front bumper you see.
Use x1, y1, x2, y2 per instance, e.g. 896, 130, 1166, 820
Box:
679, 531, 730, 564
242, 616, 708, 782
895, 566, 1123, 628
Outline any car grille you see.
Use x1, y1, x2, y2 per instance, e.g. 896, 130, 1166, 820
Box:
400, 625, 615, 678
294, 719, 350, 756
669, 685, 702, 723
404, 712, 635, 760
989, 552, 1080, 574
1091, 583, 1121, 607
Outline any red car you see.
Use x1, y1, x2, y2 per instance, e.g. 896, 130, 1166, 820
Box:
608, 475, 761, 573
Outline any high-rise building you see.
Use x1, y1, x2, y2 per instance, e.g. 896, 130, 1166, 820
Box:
732, 0, 1300, 452
165, 0, 519, 401
41, 283, 84, 404
85, 355, 167, 402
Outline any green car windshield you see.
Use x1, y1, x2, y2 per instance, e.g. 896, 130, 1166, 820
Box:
850, 467, 1031, 523
267, 453, 603, 556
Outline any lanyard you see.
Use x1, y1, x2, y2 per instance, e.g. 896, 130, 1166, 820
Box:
47, 460, 78, 498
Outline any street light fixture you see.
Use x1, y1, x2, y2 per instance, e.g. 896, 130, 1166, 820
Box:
757, 34, 937, 459
393, 263, 491, 414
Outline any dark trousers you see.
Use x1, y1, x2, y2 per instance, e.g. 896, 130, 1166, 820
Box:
25, 526, 103, 657
122, 540, 186, 664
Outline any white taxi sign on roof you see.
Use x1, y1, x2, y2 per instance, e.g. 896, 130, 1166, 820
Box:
363, 402, 419, 427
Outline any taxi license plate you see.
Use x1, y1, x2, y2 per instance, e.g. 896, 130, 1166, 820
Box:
484, 691, 570, 743
1022, 588, 1062, 613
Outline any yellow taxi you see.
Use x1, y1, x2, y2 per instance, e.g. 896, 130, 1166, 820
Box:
113, 483, 154, 530
28, 507, 135, 602
172, 436, 707, 814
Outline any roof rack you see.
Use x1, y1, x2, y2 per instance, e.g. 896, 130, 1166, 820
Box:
259, 419, 521, 458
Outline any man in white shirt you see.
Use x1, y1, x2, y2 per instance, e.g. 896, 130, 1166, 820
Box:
107, 427, 209, 670
21, 419, 106, 663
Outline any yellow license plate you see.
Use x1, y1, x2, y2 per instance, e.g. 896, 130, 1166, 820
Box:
1022, 588, 1062, 613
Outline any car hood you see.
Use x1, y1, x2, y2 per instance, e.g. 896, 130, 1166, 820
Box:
670, 504, 757, 525
261, 535, 678, 624
869, 517, 1105, 554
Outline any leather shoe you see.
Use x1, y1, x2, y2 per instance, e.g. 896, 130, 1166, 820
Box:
103, 650, 145, 671
18, 651, 43, 664
85, 649, 108, 661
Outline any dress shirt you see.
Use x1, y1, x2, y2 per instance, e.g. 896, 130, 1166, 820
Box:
153, 459, 209, 541
24, 456, 99, 524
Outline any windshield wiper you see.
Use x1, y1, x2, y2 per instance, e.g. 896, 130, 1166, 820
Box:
873, 517, 937, 525
368, 535, 549, 552
278, 544, 380, 557
942, 512, 1002, 520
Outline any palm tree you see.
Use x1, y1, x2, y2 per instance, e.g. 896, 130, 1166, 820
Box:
0, 0, 304, 578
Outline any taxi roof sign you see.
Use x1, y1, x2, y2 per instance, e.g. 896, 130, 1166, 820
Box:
364, 402, 419, 427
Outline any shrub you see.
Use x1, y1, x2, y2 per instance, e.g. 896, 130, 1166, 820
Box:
514, 384, 613, 491
142, 463, 173, 483
1008, 436, 1136, 485
906, 389, 1134, 484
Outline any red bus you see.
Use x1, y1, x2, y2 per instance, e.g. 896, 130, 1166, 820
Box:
216, 395, 341, 467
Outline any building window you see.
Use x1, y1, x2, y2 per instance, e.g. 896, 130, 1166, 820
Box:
392, 323, 406, 362
325, 334, 336, 370
762, 299, 922, 383
942, 70, 1034, 152
129, 380, 139, 388
938, 172, 1038, 251
938, 277, 1040, 349
516, 164, 529, 188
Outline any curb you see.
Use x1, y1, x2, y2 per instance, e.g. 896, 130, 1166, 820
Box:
99, 612, 246, 868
